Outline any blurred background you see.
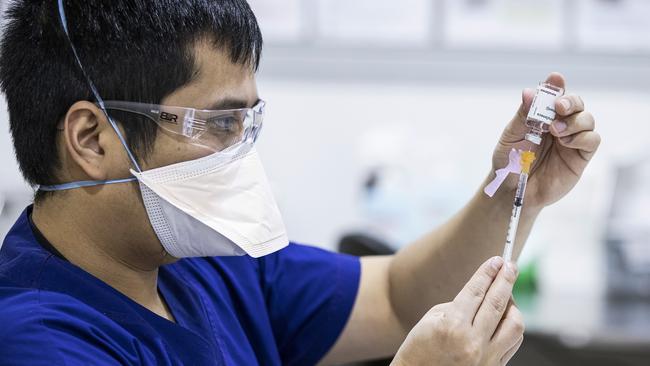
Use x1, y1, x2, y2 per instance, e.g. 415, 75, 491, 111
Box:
2, 0, 650, 365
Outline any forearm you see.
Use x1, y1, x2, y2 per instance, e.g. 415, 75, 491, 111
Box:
387, 173, 542, 328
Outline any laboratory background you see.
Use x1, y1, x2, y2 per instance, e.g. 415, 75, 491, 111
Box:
1, 0, 650, 365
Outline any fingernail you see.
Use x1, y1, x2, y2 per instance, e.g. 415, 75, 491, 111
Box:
553, 121, 567, 133
490, 256, 504, 272
560, 98, 571, 110
561, 135, 573, 144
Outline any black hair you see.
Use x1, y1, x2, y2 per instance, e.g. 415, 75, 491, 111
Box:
0, 0, 262, 199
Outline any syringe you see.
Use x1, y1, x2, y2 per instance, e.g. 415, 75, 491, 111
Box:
502, 151, 536, 263
501, 82, 562, 262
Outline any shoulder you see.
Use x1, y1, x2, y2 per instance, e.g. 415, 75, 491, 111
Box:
0, 286, 66, 334
0, 287, 141, 365
0, 286, 113, 339
254, 243, 362, 365
0, 287, 74, 364
259, 242, 360, 279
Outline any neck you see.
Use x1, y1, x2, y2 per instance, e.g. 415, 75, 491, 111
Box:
31, 196, 174, 321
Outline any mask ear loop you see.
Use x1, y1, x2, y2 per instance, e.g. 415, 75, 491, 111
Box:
56, 0, 142, 173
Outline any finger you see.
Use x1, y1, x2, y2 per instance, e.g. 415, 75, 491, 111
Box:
550, 111, 595, 137
557, 131, 602, 161
555, 94, 585, 117
474, 262, 519, 335
453, 256, 504, 318
500, 336, 524, 366
511, 88, 535, 126
491, 302, 525, 352
544, 71, 566, 91
518, 88, 535, 119
507, 72, 565, 138
502, 88, 537, 144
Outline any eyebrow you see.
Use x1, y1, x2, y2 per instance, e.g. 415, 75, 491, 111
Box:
204, 97, 260, 110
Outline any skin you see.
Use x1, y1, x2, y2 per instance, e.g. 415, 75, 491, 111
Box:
32, 38, 600, 364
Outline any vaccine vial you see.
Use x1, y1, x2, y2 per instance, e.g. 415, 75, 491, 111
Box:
525, 82, 564, 145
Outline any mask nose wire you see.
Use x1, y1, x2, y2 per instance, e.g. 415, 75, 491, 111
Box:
56, 0, 142, 173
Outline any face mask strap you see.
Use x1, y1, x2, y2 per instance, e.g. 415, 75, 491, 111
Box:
39, 177, 138, 192
56, 0, 142, 173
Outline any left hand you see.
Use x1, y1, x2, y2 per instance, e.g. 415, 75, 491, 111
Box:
492, 72, 600, 209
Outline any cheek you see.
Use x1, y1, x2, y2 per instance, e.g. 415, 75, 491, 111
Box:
144, 130, 214, 169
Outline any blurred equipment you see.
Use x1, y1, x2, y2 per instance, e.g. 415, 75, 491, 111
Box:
605, 159, 650, 299
339, 234, 394, 257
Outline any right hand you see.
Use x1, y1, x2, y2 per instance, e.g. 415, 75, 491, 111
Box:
391, 257, 524, 366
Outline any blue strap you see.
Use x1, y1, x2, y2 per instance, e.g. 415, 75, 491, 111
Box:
56, 0, 142, 173
39, 177, 138, 192
46, 1, 143, 192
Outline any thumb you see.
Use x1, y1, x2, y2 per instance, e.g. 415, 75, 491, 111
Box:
501, 88, 535, 143
502, 72, 567, 143
516, 87, 535, 122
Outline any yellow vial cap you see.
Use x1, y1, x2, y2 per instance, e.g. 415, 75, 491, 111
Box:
520, 151, 536, 174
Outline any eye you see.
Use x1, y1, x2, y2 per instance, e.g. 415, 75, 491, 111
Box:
207, 115, 239, 131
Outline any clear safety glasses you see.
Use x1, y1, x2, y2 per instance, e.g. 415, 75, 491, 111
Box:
103, 100, 266, 153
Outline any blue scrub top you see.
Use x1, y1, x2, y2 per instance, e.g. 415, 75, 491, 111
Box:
0, 207, 361, 365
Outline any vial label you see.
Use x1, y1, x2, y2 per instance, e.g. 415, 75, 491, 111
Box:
527, 83, 564, 125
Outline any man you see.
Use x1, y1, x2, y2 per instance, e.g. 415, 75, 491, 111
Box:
0, 1, 599, 365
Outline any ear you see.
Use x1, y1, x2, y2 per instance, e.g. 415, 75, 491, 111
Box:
61, 101, 119, 181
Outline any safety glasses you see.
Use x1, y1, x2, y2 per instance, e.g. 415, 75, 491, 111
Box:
103, 100, 265, 153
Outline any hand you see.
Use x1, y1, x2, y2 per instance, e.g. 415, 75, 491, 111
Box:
391, 257, 524, 366
492, 72, 601, 209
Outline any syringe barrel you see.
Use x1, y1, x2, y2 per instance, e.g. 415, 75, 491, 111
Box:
514, 173, 529, 203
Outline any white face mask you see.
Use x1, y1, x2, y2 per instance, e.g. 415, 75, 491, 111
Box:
131, 142, 289, 258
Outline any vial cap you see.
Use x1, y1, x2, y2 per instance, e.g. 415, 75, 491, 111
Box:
525, 133, 542, 145
520, 151, 536, 174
